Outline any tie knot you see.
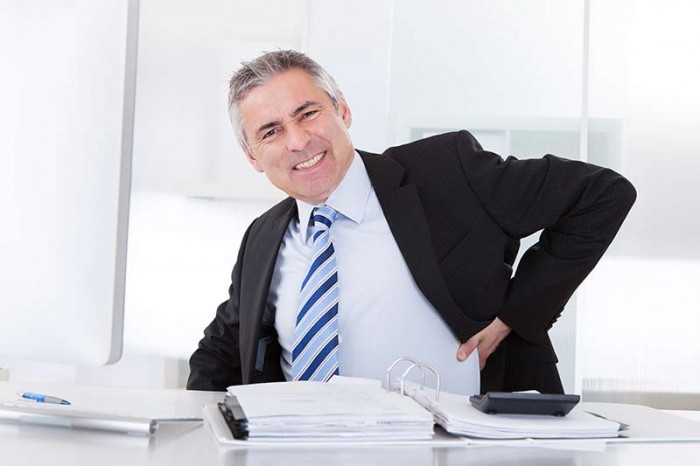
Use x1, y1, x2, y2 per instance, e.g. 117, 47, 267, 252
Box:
313, 205, 337, 227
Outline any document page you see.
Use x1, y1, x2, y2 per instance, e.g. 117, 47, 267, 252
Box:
228, 378, 429, 420
406, 385, 620, 439
226, 377, 434, 440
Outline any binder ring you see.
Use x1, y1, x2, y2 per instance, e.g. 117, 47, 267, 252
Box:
386, 357, 424, 392
385, 357, 441, 402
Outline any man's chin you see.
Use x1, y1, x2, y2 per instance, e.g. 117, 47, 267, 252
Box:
293, 187, 333, 205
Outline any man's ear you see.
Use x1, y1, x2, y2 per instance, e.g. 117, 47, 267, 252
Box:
338, 98, 352, 129
244, 147, 264, 173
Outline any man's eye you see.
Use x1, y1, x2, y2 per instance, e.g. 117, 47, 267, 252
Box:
302, 110, 319, 120
262, 128, 279, 140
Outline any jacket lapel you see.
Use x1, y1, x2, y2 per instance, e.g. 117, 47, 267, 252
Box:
239, 197, 296, 382
360, 151, 483, 342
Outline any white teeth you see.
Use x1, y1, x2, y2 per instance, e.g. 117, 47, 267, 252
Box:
294, 152, 325, 170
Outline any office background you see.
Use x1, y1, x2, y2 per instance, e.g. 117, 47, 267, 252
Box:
1, 0, 699, 408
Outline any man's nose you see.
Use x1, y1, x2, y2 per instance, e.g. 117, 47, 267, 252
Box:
285, 124, 311, 152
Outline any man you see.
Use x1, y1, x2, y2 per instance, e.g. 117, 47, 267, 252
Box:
187, 50, 636, 394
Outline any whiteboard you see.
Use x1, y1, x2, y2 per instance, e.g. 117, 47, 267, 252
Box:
0, 0, 138, 365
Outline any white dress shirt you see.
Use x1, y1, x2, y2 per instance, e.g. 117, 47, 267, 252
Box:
268, 152, 479, 394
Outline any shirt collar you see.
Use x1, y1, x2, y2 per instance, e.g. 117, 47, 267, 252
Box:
296, 151, 372, 243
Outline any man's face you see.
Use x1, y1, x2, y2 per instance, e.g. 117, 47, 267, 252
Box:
240, 69, 354, 205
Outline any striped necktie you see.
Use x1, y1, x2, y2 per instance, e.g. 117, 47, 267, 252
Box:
292, 205, 340, 382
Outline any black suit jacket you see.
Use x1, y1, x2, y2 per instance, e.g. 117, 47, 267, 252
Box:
187, 131, 636, 393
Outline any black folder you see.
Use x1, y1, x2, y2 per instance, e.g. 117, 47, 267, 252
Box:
217, 396, 249, 440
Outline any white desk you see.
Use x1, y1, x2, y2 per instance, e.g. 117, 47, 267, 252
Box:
2, 383, 700, 466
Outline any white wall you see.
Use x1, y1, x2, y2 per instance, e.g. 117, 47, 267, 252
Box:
390, 0, 584, 123
132, 0, 309, 199
578, 0, 700, 397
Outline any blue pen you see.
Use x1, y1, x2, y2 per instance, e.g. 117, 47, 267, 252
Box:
18, 392, 71, 405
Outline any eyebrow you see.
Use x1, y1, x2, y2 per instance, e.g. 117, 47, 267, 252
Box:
254, 100, 321, 138
290, 100, 317, 117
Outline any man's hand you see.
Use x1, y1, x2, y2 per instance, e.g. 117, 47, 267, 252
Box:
457, 317, 511, 370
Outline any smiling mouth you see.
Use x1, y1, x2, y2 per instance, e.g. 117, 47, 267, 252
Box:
293, 151, 326, 170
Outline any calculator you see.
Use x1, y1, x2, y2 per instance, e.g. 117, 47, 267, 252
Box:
469, 392, 581, 416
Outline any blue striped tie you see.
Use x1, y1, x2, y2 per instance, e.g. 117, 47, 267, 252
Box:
292, 205, 340, 382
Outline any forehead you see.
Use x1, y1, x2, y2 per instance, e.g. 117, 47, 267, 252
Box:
240, 69, 327, 121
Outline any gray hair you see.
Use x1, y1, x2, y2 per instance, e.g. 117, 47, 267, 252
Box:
228, 50, 343, 151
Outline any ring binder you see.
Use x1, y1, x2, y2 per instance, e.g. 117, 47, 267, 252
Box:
214, 377, 436, 442
207, 361, 622, 443
386, 357, 441, 402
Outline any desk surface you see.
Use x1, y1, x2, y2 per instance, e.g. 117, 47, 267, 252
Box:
2, 383, 700, 466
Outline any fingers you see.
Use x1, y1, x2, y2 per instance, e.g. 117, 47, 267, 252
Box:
457, 337, 488, 370
457, 336, 479, 362
457, 317, 512, 369
458, 326, 503, 369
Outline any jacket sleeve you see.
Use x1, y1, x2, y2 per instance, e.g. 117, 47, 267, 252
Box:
454, 130, 637, 345
186, 222, 254, 391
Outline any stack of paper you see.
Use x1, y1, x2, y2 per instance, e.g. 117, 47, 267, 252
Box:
407, 386, 621, 439
225, 377, 434, 442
